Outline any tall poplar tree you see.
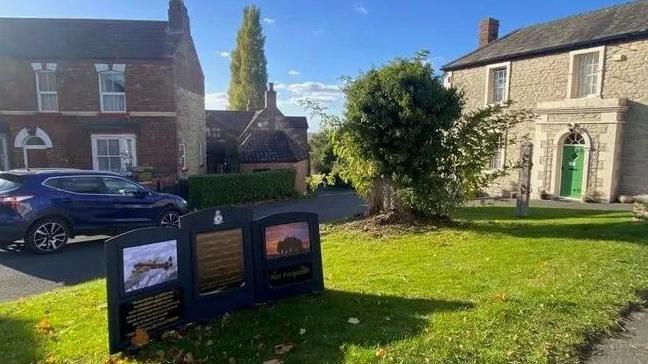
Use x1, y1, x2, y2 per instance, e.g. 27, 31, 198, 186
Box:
227, 6, 268, 111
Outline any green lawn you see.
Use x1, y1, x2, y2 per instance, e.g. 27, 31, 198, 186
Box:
1, 207, 647, 364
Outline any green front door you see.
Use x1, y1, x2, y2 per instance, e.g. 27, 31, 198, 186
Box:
560, 145, 584, 198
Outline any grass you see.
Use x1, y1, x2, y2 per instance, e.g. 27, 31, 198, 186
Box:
1, 207, 648, 363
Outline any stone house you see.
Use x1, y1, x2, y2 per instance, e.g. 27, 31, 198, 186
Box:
0, 0, 206, 187
206, 84, 310, 193
442, 0, 648, 202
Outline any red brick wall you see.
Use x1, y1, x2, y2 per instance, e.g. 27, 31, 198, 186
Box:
3, 115, 177, 180
0, 58, 176, 112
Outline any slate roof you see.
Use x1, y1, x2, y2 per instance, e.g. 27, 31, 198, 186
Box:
443, 0, 648, 70
206, 110, 308, 137
206, 110, 256, 136
239, 130, 309, 163
284, 116, 308, 129
0, 18, 174, 58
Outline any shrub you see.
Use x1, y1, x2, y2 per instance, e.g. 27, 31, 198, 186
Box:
189, 170, 296, 209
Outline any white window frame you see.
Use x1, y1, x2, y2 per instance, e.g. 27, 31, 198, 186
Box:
443, 71, 453, 89
567, 46, 605, 99
484, 62, 511, 106
488, 136, 507, 171
91, 134, 137, 174
98, 71, 127, 113
35, 70, 59, 113
0, 134, 8, 171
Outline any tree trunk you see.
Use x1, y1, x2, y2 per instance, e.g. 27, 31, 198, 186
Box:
366, 177, 398, 216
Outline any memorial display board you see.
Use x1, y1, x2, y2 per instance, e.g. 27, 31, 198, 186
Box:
179, 208, 256, 321
106, 227, 189, 354
253, 212, 324, 302
106, 208, 323, 354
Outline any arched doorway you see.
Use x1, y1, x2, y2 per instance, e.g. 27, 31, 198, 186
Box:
14, 128, 53, 169
559, 132, 586, 198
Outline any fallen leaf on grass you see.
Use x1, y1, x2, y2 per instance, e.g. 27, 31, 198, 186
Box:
263, 360, 283, 364
375, 348, 387, 359
274, 343, 295, 355
36, 318, 54, 334
131, 328, 149, 347
347, 317, 360, 325
494, 292, 508, 302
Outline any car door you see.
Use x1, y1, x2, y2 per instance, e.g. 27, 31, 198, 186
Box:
101, 176, 157, 229
49, 176, 115, 229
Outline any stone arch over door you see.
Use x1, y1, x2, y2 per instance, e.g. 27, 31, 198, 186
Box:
14, 127, 53, 169
551, 129, 592, 199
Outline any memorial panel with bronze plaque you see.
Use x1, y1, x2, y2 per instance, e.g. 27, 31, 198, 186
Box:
195, 229, 245, 295
180, 207, 256, 321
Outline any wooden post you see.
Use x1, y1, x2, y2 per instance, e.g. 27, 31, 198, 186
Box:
516, 142, 533, 217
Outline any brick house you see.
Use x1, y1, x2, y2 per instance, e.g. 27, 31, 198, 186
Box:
206, 84, 310, 193
0, 0, 206, 187
443, 0, 648, 202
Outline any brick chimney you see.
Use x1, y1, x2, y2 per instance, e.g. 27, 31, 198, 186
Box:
265, 83, 277, 109
479, 17, 499, 47
168, 0, 191, 35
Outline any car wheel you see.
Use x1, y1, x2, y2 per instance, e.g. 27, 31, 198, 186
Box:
25, 217, 71, 254
158, 210, 181, 228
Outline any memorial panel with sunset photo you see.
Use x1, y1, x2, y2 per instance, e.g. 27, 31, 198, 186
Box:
264, 222, 311, 259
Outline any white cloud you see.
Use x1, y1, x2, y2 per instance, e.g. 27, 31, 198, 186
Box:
206, 92, 229, 110
354, 4, 368, 15
288, 70, 301, 76
275, 81, 344, 105
219, 51, 230, 58
262, 17, 276, 24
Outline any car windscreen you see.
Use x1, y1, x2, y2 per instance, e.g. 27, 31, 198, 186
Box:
0, 174, 24, 193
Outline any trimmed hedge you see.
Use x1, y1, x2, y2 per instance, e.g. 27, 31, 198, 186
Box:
189, 169, 296, 209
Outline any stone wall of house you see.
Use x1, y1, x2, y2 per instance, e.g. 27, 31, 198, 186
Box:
172, 36, 206, 177
449, 38, 648, 200
239, 160, 310, 194
175, 87, 206, 176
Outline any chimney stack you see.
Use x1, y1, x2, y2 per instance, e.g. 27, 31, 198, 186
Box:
265, 83, 277, 109
168, 0, 191, 35
479, 17, 499, 47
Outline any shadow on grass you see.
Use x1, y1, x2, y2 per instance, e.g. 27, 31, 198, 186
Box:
141, 289, 474, 363
0, 317, 40, 364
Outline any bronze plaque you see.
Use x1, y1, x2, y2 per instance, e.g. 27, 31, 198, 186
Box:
195, 229, 245, 295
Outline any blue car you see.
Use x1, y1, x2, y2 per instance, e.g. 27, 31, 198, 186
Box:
0, 169, 188, 254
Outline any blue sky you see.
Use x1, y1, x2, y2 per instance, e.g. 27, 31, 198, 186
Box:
1, 0, 630, 130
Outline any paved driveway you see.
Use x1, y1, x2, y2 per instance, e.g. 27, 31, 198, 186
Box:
0, 189, 365, 302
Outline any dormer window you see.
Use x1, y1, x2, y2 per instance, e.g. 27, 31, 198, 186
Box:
484, 62, 511, 105
568, 47, 605, 99
31, 63, 58, 112
96, 64, 126, 112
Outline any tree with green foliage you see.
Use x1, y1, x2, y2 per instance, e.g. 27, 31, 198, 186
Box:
305, 52, 531, 219
309, 130, 336, 175
228, 6, 268, 111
